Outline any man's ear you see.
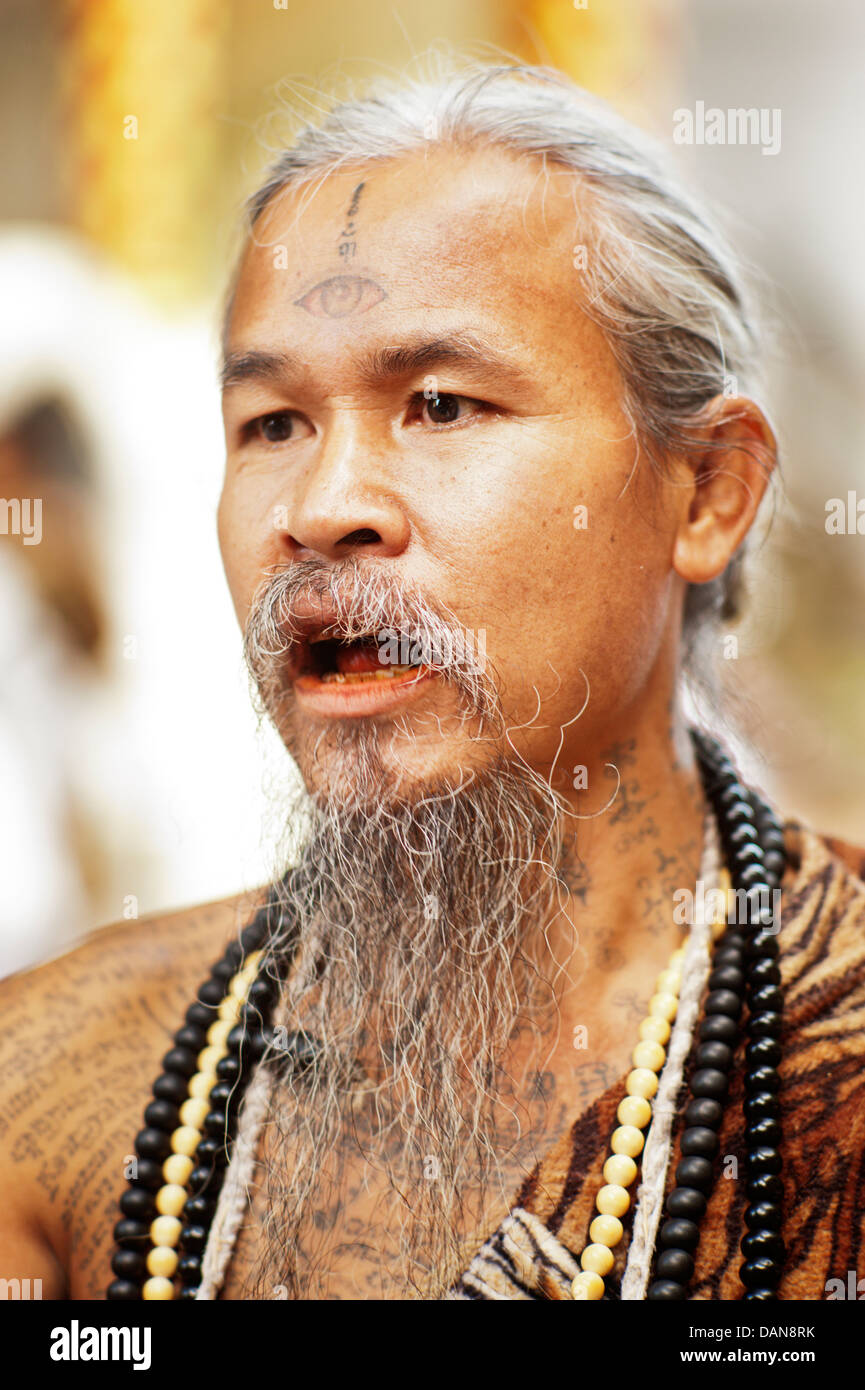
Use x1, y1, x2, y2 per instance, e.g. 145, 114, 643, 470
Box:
672, 394, 778, 586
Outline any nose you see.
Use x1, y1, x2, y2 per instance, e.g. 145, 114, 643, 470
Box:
277, 416, 410, 562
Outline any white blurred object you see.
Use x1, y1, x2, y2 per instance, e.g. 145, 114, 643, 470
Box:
0, 547, 88, 975
0, 228, 282, 974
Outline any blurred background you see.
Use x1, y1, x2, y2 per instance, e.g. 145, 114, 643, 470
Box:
0, 0, 862, 974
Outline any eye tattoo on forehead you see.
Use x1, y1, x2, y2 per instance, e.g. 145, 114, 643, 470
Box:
294, 275, 385, 318
293, 179, 387, 319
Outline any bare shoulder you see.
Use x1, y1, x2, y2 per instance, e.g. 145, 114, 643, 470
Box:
0, 886, 265, 1299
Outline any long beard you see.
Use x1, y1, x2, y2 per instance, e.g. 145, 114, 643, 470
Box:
243, 767, 565, 1299
241, 561, 569, 1298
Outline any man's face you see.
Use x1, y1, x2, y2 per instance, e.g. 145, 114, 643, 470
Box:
219, 144, 683, 801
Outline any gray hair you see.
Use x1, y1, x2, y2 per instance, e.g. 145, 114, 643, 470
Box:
233, 58, 775, 667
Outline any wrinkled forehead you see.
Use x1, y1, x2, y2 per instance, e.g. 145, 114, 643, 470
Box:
225, 144, 596, 350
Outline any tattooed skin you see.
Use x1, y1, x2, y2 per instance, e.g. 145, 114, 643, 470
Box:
600, 736, 704, 940
337, 180, 364, 260
555, 851, 592, 905
597, 941, 627, 971
293, 181, 387, 319
219, 1053, 617, 1301
294, 275, 386, 318
0, 892, 262, 1299
610, 989, 650, 1023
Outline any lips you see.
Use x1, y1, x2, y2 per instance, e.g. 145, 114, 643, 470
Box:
278, 599, 434, 713
293, 657, 436, 719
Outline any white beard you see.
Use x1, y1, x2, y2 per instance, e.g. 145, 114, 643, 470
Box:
243, 765, 566, 1299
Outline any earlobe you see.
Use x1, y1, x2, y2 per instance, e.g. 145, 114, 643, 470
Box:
672, 396, 777, 587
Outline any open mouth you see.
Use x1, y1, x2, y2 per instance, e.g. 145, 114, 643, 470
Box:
298, 634, 427, 685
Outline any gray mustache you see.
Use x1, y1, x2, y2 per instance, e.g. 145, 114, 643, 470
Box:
243, 558, 498, 722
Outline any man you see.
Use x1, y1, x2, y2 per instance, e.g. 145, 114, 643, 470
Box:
1, 62, 863, 1303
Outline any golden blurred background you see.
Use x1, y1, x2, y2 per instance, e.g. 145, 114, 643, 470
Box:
0, 0, 863, 972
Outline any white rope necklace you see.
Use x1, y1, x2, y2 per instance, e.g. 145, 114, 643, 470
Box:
620, 809, 720, 1299
196, 1063, 272, 1300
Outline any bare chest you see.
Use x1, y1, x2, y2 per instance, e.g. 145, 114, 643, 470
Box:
216, 1046, 627, 1300
218, 1130, 516, 1300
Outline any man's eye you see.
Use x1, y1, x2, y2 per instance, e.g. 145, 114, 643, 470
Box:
416, 393, 485, 426
250, 412, 295, 443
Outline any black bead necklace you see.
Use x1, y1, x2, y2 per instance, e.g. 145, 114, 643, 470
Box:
107, 899, 295, 1300
646, 731, 786, 1300
107, 729, 786, 1301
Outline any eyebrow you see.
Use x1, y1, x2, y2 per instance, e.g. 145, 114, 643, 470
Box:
219, 331, 536, 395
220, 349, 296, 393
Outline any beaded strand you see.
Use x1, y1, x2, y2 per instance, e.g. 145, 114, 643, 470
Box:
569, 932, 691, 1299
107, 900, 287, 1300
570, 866, 734, 1300
645, 732, 786, 1300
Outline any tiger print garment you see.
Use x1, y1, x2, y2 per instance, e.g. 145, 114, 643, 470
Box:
452, 820, 865, 1300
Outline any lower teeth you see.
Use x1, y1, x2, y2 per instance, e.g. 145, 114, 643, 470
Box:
320, 665, 419, 685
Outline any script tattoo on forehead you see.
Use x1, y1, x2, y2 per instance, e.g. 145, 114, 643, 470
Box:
292, 179, 387, 319
338, 180, 365, 261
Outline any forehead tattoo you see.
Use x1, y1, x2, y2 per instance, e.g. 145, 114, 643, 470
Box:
338, 180, 365, 260
294, 275, 386, 318
293, 178, 387, 319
